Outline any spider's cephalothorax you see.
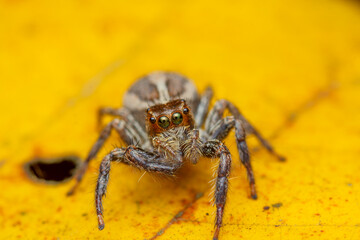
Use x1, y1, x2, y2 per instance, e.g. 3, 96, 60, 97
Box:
146, 99, 195, 136
67, 71, 285, 240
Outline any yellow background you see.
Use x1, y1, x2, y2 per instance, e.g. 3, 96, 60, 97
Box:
1, 0, 360, 239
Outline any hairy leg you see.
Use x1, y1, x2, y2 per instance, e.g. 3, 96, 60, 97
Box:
205, 99, 285, 161
210, 116, 257, 199
98, 107, 148, 143
194, 86, 213, 128
209, 116, 235, 140
96, 147, 182, 230
98, 107, 124, 127
202, 140, 232, 240
234, 120, 256, 199
67, 118, 141, 196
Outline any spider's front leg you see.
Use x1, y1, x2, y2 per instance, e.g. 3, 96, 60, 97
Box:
96, 146, 181, 230
67, 115, 146, 196
202, 139, 232, 240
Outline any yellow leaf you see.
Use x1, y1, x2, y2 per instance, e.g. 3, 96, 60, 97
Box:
1, 0, 360, 239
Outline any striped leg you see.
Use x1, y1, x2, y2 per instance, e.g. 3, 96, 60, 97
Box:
205, 99, 285, 161
98, 107, 149, 144
67, 118, 142, 196
96, 147, 182, 230
194, 86, 213, 128
202, 140, 232, 240
209, 116, 257, 199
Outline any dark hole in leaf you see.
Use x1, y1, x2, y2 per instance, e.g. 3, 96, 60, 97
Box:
24, 156, 80, 184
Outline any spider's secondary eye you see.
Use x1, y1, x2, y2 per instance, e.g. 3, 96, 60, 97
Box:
183, 108, 189, 114
158, 116, 170, 128
150, 117, 156, 124
172, 112, 183, 125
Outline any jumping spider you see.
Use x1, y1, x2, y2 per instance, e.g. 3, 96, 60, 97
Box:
68, 72, 284, 240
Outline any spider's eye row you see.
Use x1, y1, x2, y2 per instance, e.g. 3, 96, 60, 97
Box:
158, 116, 170, 128
183, 108, 189, 114
172, 112, 183, 125
150, 117, 156, 124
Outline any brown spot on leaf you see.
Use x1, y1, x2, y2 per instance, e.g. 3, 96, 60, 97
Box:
263, 206, 270, 211
271, 202, 283, 208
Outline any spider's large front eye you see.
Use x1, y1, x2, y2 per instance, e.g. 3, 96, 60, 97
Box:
171, 112, 183, 125
158, 116, 170, 128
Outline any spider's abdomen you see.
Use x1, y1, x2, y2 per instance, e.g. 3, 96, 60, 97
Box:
123, 72, 200, 128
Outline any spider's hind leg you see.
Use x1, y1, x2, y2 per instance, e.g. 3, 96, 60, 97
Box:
210, 116, 257, 199
194, 86, 213, 128
204, 98, 285, 199
234, 119, 257, 199
98, 107, 148, 142
205, 99, 285, 161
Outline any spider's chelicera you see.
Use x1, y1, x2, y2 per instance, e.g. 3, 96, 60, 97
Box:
67, 71, 284, 240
